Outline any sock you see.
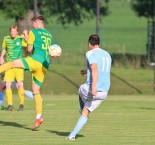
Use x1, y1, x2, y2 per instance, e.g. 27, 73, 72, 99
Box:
34, 94, 42, 116
0, 92, 4, 106
0, 62, 13, 73
25, 90, 33, 99
18, 88, 25, 105
69, 115, 88, 138
36, 114, 42, 119
6, 89, 13, 105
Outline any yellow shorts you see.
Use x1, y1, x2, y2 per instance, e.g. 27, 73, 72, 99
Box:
21, 57, 48, 86
4, 68, 24, 82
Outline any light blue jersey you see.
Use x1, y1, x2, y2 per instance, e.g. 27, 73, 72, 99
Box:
86, 48, 112, 92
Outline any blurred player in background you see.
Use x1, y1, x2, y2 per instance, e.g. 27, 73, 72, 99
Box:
0, 15, 52, 130
0, 76, 33, 110
0, 25, 28, 111
0, 74, 5, 110
67, 34, 112, 140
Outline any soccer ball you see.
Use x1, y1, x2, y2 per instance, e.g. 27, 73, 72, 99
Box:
49, 44, 62, 57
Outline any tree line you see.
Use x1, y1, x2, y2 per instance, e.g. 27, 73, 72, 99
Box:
0, 0, 154, 61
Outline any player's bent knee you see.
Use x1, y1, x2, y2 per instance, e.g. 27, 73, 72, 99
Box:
82, 107, 90, 117
33, 92, 40, 96
16, 83, 23, 88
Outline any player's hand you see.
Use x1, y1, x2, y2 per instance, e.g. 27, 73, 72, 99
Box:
21, 30, 28, 40
80, 70, 87, 76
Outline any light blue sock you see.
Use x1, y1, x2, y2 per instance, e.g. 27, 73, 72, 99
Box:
25, 90, 33, 99
69, 115, 88, 138
0, 92, 4, 106
11, 81, 16, 88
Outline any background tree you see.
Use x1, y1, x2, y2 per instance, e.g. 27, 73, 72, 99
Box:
0, 0, 109, 30
0, 0, 109, 57
130, 0, 154, 62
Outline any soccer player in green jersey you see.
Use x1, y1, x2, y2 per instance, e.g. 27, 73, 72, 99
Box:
0, 25, 27, 111
0, 15, 52, 130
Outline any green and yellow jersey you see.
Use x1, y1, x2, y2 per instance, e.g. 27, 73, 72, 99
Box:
28, 28, 52, 70
2, 35, 27, 62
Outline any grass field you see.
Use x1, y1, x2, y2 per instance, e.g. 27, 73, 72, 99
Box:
0, 94, 155, 145
0, 1, 153, 145
22, 64, 154, 95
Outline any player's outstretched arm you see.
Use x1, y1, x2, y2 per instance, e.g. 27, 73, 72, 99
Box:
0, 49, 6, 65
21, 30, 29, 41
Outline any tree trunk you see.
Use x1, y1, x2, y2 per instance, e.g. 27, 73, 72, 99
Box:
17, 10, 34, 34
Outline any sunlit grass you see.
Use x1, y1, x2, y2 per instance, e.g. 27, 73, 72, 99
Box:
0, 94, 155, 145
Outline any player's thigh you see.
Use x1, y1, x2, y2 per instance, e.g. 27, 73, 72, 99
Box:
79, 84, 108, 101
93, 92, 108, 100
78, 84, 90, 101
25, 58, 47, 86
14, 68, 24, 81
21, 57, 34, 72
4, 69, 15, 82
32, 66, 47, 87
79, 84, 104, 112
85, 99, 103, 112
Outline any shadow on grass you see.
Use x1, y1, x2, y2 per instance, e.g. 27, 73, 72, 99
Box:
51, 70, 79, 89
140, 107, 155, 110
0, 121, 32, 130
124, 106, 155, 110
51, 70, 142, 94
47, 130, 84, 138
111, 72, 142, 94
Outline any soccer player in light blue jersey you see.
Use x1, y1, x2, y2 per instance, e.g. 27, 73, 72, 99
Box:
67, 34, 112, 140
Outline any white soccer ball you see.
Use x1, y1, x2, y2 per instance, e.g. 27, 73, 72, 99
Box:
49, 44, 62, 57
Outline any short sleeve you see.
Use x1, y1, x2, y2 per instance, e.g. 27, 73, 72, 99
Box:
2, 38, 6, 49
28, 30, 35, 45
86, 51, 97, 64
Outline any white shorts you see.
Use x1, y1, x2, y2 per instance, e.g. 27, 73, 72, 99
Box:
78, 84, 108, 112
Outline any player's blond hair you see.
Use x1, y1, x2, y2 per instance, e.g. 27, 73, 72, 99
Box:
9, 25, 18, 32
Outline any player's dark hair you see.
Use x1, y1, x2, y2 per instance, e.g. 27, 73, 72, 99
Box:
88, 34, 100, 46
32, 15, 44, 22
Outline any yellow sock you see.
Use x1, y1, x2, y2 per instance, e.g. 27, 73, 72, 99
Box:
0, 62, 13, 73
18, 88, 25, 105
6, 89, 13, 105
34, 94, 42, 115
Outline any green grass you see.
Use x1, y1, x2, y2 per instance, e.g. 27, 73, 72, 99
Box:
110, 67, 154, 95
0, 94, 155, 145
102, 0, 147, 55
0, 1, 153, 144
22, 64, 154, 95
